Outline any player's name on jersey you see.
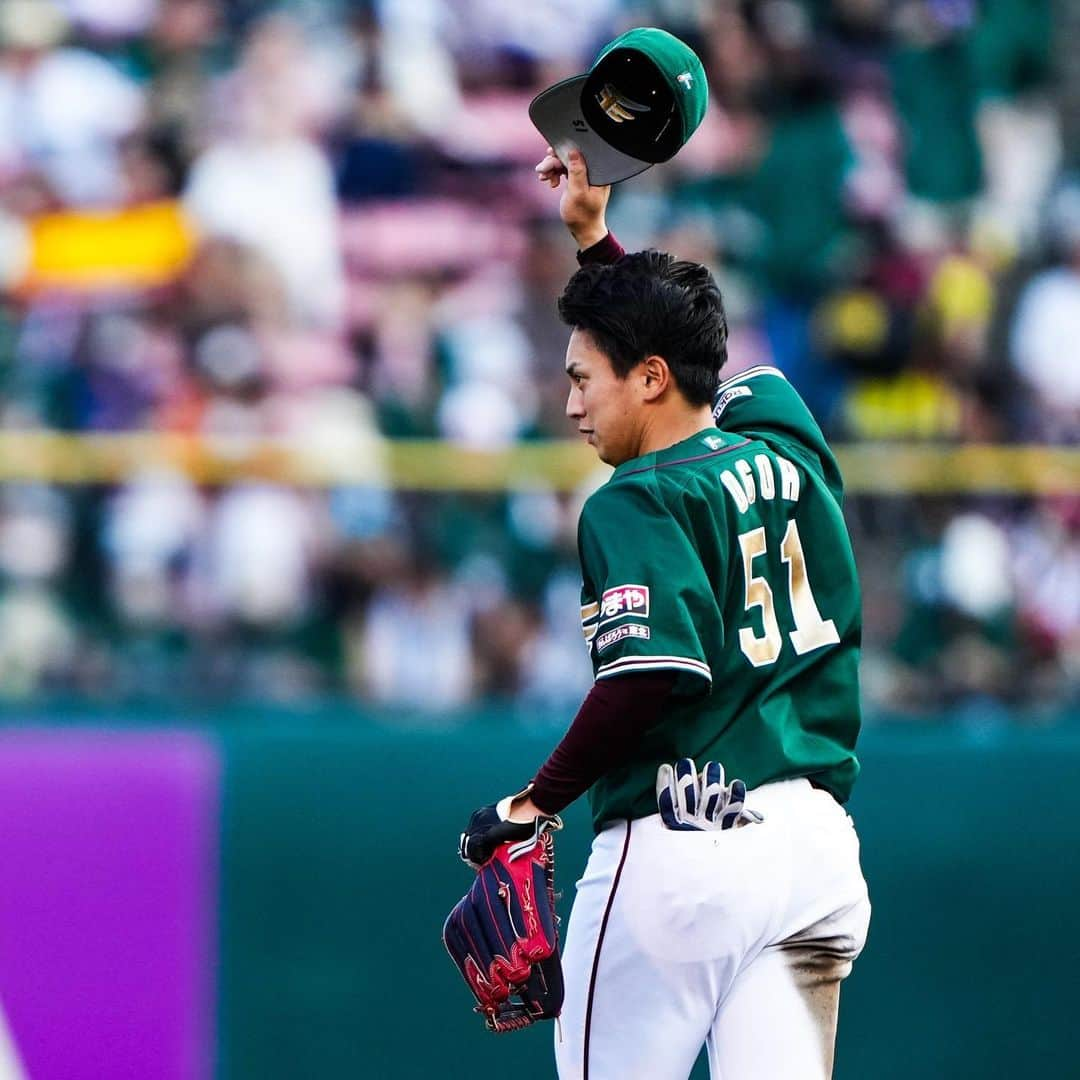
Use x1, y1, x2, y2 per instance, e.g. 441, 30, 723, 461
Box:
720, 453, 801, 515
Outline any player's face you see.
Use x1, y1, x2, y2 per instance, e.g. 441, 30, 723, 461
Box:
565, 328, 642, 466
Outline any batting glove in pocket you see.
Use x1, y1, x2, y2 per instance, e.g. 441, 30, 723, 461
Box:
656, 757, 765, 831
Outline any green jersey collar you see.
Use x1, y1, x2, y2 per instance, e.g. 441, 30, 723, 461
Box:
612, 427, 741, 479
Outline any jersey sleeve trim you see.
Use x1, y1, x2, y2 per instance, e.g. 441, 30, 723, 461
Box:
595, 654, 712, 682
713, 366, 789, 423
718, 365, 788, 389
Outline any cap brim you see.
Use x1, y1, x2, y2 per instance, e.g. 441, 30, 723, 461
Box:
529, 75, 653, 187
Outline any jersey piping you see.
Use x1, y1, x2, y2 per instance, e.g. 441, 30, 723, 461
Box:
712, 366, 790, 423
596, 654, 712, 682
718, 364, 789, 388
616, 437, 752, 479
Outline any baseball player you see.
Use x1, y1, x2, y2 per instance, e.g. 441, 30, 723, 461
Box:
460, 150, 870, 1079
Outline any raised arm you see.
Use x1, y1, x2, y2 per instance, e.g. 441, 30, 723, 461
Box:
535, 146, 623, 263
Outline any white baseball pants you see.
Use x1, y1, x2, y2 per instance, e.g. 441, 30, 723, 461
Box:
554, 778, 871, 1080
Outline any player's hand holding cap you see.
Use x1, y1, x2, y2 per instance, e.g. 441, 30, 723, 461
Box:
529, 26, 708, 186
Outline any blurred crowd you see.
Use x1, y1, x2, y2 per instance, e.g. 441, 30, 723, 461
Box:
0, 0, 1076, 718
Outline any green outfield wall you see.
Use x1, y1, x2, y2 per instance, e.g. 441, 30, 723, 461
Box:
2, 706, 1076, 1079
215, 714, 1079, 1080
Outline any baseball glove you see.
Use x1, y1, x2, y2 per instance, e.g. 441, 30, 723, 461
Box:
443, 814, 563, 1033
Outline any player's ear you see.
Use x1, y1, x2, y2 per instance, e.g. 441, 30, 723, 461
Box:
640, 355, 670, 402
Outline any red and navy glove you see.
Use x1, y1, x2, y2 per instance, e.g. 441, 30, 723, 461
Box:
444, 811, 563, 1033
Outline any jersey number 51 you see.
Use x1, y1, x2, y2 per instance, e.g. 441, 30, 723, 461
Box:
737, 521, 840, 668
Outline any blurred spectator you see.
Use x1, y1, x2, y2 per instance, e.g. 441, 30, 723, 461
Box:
1009, 181, 1080, 441
134, 0, 225, 163
199, 483, 318, 628
355, 554, 474, 710
517, 568, 596, 713
183, 13, 346, 327
0, 0, 144, 205
0, 483, 76, 695
1010, 497, 1080, 699
104, 469, 204, 627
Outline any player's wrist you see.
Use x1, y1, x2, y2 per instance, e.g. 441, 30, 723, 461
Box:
576, 229, 625, 266
496, 785, 546, 824
506, 794, 544, 823
571, 221, 609, 251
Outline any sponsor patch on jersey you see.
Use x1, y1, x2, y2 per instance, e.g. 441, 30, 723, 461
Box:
596, 623, 650, 652
712, 383, 751, 420
599, 584, 649, 625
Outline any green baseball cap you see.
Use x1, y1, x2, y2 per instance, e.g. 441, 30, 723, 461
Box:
529, 27, 708, 186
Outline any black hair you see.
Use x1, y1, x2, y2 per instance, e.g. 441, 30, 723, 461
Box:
557, 250, 728, 405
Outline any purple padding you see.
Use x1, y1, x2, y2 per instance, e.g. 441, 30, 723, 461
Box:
0, 730, 219, 1080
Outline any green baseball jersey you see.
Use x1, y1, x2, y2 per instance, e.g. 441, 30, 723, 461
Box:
577, 365, 861, 830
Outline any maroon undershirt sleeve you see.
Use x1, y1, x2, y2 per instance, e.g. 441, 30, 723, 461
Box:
529, 671, 677, 815
576, 230, 626, 266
